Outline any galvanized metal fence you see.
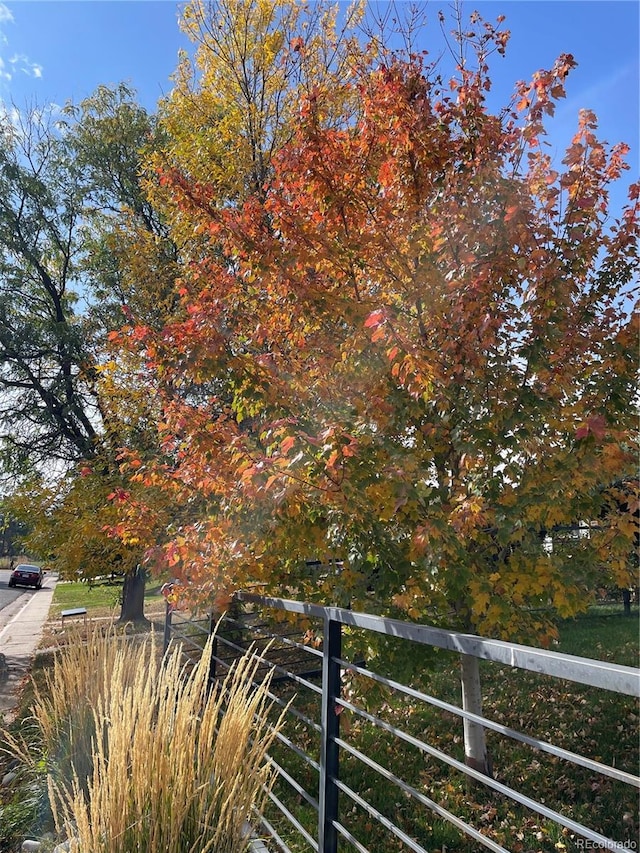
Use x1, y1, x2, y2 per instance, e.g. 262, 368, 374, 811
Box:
163, 593, 640, 853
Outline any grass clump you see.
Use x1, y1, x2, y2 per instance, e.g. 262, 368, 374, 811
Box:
0, 757, 50, 852
8, 626, 283, 852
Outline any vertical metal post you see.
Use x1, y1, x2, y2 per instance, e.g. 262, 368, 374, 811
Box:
318, 616, 341, 853
208, 612, 218, 684
163, 601, 173, 655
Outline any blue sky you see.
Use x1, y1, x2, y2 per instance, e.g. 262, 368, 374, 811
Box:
0, 1, 637, 199
0, 1, 188, 109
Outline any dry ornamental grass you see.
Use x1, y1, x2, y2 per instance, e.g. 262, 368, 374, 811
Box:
16, 625, 283, 852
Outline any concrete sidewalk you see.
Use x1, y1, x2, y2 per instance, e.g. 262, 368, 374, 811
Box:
0, 580, 56, 721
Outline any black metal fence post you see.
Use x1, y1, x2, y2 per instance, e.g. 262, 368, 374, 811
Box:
318, 615, 341, 853
163, 601, 172, 655
208, 611, 218, 684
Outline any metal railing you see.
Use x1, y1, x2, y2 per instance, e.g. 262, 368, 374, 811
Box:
163, 593, 640, 853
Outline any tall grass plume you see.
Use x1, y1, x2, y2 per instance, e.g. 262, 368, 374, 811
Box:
28, 625, 282, 851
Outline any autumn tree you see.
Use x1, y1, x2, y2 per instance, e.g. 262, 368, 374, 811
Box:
112, 5, 638, 770
121, 9, 638, 613
62, 83, 181, 338
0, 87, 176, 621
8, 462, 138, 581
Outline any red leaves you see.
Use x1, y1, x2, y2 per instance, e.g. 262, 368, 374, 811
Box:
576, 415, 607, 442
107, 488, 131, 503
364, 310, 388, 343
364, 310, 385, 328
104, 14, 639, 635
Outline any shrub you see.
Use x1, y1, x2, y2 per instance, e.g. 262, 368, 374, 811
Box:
17, 626, 282, 852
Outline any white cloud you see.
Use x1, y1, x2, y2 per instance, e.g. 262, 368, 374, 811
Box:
0, 55, 10, 82
10, 53, 43, 78
0, 2, 12, 63
0, 100, 21, 129
0, 7, 45, 95
0, 4, 14, 25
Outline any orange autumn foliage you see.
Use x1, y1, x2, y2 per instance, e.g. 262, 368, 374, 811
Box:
111, 5, 638, 641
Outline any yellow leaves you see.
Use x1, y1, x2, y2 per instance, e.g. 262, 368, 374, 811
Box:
528, 558, 553, 595
98, 359, 118, 375
615, 513, 640, 541
364, 482, 396, 522
262, 29, 285, 65
392, 592, 423, 620
8, 463, 147, 582
551, 584, 581, 619
165, 0, 313, 202
392, 578, 434, 620
451, 495, 488, 538
500, 488, 517, 508
471, 590, 491, 617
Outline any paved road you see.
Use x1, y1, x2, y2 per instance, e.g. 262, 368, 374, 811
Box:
0, 569, 28, 611
0, 570, 56, 721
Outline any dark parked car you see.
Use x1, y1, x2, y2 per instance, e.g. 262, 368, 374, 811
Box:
8, 564, 44, 589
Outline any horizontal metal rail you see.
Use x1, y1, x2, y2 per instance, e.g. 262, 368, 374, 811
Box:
170, 613, 210, 633
266, 788, 319, 851
238, 593, 640, 696
266, 755, 319, 812
215, 633, 323, 694
166, 627, 209, 655
209, 639, 323, 774
335, 744, 510, 853
254, 635, 324, 662
208, 648, 321, 732
252, 810, 293, 853
222, 615, 325, 660
334, 775, 431, 853
268, 693, 320, 733
333, 821, 371, 853
336, 725, 625, 848
337, 658, 640, 788
167, 596, 639, 853
271, 727, 320, 775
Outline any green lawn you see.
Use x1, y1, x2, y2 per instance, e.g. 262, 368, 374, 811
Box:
49, 579, 165, 617
555, 608, 639, 666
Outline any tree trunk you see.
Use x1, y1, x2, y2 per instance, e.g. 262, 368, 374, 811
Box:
118, 565, 148, 623
459, 653, 492, 777
621, 587, 631, 615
